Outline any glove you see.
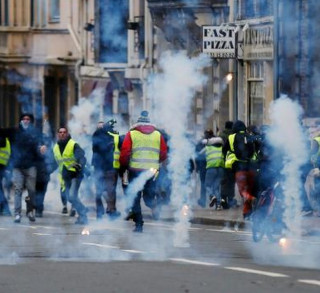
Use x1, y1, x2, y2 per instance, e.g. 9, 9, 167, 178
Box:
71, 163, 82, 172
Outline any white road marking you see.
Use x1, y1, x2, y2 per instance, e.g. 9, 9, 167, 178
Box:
224, 266, 289, 278
33, 233, 51, 236
0, 228, 9, 231
82, 242, 119, 249
298, 279, 320, 286
206, 228, 250, 233
170, 258, 219, 266
122, 249, 144, 254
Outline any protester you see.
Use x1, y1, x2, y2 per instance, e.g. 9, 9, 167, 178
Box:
92, 119, 122, 220
120, 110, 167, 232
223, 120, 256, 219
35, 134, 56, 217
199, 130, 225, 209
220, 121, 236, 209
0, 134, 12, 216
0, 113, 45, 223
53, 127, 88, 225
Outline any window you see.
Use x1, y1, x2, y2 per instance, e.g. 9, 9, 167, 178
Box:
96, 0, 129, 63
49, 0, 60, 23
241, 0, 273, 19
248, 62, 264, 126
0, 0, 9, 26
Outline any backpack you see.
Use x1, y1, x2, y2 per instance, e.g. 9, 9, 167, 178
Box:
233, 132, 255, 161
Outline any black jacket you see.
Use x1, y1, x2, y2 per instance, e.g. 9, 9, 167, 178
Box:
91, 128, 117, 171
0, 125, 42, 169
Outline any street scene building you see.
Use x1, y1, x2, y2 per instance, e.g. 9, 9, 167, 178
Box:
0, 0, 318, 133
1, 2, 320, 290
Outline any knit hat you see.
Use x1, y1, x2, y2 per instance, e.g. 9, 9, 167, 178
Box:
137, 110, 150, 123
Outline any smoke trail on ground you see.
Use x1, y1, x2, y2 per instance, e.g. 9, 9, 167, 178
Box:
149, 51, 210, 247
268, 95, 308, 235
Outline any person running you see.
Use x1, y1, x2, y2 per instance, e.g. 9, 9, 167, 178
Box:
53, 127, 88, 225
120, 111, 167, 232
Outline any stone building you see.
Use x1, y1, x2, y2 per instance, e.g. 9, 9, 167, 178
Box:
0, 0, 318, 135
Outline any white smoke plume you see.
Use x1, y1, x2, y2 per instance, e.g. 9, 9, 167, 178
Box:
149, 51, 210, 247
268, 95, 309, 236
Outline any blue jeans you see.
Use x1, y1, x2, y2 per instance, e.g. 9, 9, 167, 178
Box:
205, 167, 224, 204
64, 176, 87, 218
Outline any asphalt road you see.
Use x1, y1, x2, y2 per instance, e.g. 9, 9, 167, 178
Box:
0, 210, 320, 293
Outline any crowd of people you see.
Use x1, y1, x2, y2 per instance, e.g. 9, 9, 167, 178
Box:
1, 111, 320, 233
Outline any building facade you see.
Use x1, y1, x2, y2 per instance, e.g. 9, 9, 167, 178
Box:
0, 0, 318, 135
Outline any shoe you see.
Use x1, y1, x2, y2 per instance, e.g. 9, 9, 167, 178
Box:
27, 211, 36, 222
216, 204, 223, 211
14, 214, 21, 223
133, 225, 143, 233
62, 206, 68, 214
69, 208, 76, 217
35, 211, 43, 218
75, 217, 88, 225
124, 210, 135, 221
209, 196, 217, 208
106, 210, 121, 220
220, 199, 229, 209
301, 210, 313, 217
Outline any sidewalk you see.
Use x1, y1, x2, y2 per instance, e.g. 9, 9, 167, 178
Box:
152, 204, 320, 236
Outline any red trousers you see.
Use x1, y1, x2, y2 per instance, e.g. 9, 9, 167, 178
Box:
235, 170, 256, 216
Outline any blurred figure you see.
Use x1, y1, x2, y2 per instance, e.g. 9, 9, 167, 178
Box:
195, 130, 212, 207
0, 134, 12, 216
34, 133, 57, 218
120, 110, 167, 232
200, 130, 225, 209
223, 120, 256, 219
220, 121, 236, 209
91, 119, 121, 220
53, 127, 88, 225
0, 113, 44, 223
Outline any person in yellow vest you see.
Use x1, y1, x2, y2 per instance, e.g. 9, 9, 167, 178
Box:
53, 127, 88, 225
0, 135, 12, 216
198, 130, 225, 209
91, 119, 122, 220
120, 110, 168, 232
223, 120, 256, 219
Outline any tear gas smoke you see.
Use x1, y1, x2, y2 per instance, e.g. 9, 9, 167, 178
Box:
268, 95, 308, 236
149, 51, 210, 247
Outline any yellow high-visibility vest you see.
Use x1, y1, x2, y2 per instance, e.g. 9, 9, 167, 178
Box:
205, 145, 224, 169
53, 139, 77, 191
0, 138, 11, 166
53, 139, 77, 173
108, 132, 120, 169
129, 130, 161, 170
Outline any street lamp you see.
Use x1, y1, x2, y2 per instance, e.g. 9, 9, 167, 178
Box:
226, 73, 233, 82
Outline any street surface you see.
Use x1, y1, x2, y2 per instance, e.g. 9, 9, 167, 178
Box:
0, 204, 320, 293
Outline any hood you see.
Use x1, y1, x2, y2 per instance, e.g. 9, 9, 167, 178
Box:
130, 123, 157, 134
19, 113, 34, 123
232, 120, 246, 133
